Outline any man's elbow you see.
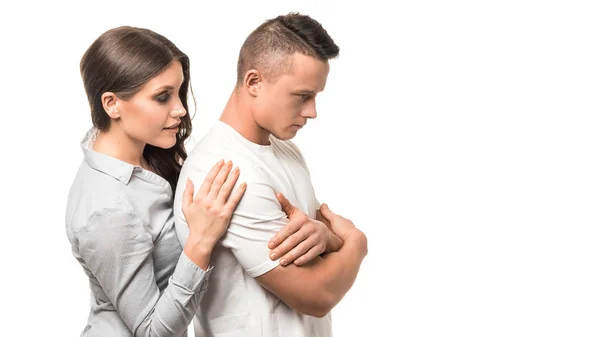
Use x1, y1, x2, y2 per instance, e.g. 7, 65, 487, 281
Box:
295, 291, 336, 318
305, 306, 332, 318
297, 304, 331, 318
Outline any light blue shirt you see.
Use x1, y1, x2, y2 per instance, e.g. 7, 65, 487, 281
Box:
66, 129, 212, 337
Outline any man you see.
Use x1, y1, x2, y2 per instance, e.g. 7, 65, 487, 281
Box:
174, 13, 368, 336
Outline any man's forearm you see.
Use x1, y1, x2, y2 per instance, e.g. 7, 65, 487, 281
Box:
259, 228, 368, 317
317, 230, 368, 311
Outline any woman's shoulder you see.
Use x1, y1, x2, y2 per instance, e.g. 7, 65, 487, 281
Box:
66, 163, 138, 236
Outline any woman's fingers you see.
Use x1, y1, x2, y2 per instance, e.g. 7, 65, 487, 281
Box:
207, 161, 232, 199
182, 179, 195, 208
198, 160, 224, 196
217, 166, 241, 203
223, 182, 247, 214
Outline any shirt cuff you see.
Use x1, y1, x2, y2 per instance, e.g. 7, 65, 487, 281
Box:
171, 252, 213, 292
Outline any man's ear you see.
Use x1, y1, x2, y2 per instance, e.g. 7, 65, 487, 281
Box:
101, 92, 121, 119
243, 69, 262, 97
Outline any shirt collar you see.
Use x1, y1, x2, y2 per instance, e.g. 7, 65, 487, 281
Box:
81, 128, 135, 185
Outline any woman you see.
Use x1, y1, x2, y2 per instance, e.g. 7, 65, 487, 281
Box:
66, 26, 331, 337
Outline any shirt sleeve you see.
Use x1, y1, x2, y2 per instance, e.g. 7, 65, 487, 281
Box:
220, 174, 287, 277
76, 202, 212, 337
174, 164, 284, 278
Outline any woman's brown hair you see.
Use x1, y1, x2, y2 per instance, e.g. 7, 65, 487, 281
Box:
80, 26, 194, 192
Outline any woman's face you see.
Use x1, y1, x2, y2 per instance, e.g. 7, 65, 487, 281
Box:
114, 60, 187, 149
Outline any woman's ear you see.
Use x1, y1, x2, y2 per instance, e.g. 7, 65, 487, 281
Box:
101, 92, 120, 119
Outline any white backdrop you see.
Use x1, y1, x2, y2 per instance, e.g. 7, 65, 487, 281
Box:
1, 0, 599, 336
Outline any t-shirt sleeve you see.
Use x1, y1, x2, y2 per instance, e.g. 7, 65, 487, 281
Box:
174, 162, 285, 278
220, 171, 286, 277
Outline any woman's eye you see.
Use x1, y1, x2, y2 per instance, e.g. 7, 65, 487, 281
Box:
156, 93, 170, 103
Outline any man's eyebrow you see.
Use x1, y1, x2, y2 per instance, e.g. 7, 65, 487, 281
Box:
292, 90, 317, 95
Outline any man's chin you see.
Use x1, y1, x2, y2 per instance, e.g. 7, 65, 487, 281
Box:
271, 130, 298, 141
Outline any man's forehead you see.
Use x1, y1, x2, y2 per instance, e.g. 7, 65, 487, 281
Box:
282, 56, 328, 89
289, 53, 329, 72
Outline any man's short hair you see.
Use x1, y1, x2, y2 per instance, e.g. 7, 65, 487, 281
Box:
236, 12, 340, 84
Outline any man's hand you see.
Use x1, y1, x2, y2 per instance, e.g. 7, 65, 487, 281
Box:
267, 193, 341, 266
318, 203, 363, 243
317, 208, 343, 252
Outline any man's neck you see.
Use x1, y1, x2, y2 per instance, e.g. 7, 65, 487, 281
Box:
219, 88, 271, 146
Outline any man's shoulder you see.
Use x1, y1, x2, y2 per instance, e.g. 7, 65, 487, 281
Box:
271, 136, 302, 153
187, 123, 249, 157
179, 127, 271, 188
271, 137, 309, 169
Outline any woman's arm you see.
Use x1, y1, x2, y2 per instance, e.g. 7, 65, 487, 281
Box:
77, 160, 245, 337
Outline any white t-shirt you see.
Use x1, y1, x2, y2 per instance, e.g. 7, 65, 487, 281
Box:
173, 121, 332, 337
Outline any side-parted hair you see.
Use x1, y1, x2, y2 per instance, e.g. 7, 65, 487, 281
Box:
80, 26, 194, 192
236, 12, 340, 84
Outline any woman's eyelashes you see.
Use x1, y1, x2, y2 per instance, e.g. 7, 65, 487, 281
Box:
155, 91, 171, 103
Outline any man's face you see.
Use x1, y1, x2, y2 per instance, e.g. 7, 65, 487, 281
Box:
253, 53, 330, 140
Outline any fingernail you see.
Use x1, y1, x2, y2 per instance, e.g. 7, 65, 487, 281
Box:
268, 242, 275, 249
270, 252, 277, 260
218, 160, 224, 167
241, 182, 247, 189
280, 258, 288, 266
232, 167, 239, 174
322, 203, 329, 210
